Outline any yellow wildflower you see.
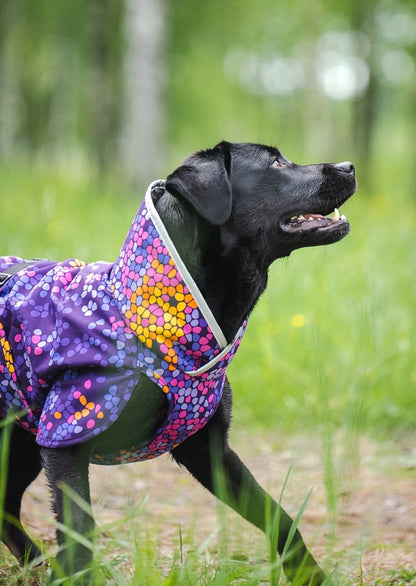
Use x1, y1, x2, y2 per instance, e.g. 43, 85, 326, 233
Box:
291, 314, 306, 328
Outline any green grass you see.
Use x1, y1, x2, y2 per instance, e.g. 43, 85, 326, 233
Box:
0, 439, 318, 585
230, 190, 416, 438
1, 161, 415, 583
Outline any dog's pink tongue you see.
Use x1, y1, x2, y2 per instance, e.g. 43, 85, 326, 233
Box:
303, 213, 325, 220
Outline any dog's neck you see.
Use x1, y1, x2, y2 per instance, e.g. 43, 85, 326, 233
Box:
155, 190, 268, 342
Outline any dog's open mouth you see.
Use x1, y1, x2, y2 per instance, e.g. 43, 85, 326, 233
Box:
281, 208, 348, 233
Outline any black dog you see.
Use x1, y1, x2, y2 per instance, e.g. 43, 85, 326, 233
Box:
0, 141, 356, 584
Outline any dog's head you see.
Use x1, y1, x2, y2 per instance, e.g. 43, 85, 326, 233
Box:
165, 141, 356, 264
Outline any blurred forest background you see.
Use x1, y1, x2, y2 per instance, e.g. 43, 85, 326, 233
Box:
0, 0, 416, 192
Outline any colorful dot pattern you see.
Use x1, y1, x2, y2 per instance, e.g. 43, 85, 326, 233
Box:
0, 181, 247, 464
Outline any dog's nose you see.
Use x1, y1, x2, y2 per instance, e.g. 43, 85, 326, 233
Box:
335, 161, 355, 174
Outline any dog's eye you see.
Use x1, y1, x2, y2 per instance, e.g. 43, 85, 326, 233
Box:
271, 160, 281, 168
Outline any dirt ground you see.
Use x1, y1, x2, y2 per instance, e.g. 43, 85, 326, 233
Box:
17, 432, 416, 583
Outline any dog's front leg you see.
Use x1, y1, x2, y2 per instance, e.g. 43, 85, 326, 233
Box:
40, 444, 94, 582
172, 413, 328, 585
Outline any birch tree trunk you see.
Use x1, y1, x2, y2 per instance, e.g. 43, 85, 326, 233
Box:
0, 2, 18, 157
121, 0, 166, 187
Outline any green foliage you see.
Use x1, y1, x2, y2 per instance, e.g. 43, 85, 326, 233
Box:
0, 161, 138, 261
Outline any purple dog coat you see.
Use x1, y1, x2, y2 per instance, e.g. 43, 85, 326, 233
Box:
0, 181, 247, 464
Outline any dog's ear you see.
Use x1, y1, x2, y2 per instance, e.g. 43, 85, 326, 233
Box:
165, 143, 232, 225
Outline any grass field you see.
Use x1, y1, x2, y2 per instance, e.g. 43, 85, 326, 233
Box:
0, 161, 415, 583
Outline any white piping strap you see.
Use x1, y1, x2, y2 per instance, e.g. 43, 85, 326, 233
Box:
184, 323, 246, 377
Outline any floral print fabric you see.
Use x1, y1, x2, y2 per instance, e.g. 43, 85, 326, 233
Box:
0, 181, 247, 464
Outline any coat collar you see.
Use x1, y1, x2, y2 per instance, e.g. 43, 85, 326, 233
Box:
109, 180, 247, 378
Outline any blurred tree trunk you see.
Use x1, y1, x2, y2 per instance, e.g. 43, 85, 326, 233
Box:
409, 43, 416, 197
351, 0, 378, 192
0, 1, 18, 158
88, 0, 123, 174
121, 0, 166, 187
0, 0, 8, 157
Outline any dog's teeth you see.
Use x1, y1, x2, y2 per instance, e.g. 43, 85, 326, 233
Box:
298, 214, 306, 221
333, 208, 340, 221
307, 217, 314, 221
340, 214, 347, 221
290, 216, 298, 221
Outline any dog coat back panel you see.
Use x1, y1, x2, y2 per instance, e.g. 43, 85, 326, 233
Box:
0, 256, 143, 452
0, 183, 247, 464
